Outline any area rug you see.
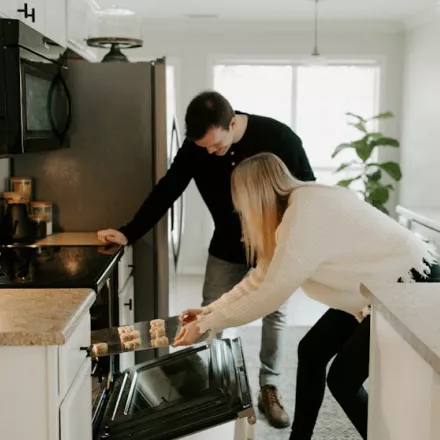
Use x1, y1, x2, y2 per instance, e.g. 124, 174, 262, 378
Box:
236, 326, 362, 440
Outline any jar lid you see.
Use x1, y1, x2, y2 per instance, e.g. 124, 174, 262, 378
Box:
10, 177, 32, 182
3, 192, 24, 202
31, 201, 53, 207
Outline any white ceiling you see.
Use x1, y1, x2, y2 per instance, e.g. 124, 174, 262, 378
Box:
94, 0, 437, 23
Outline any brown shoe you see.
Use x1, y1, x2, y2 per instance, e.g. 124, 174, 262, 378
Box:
258, 385, 290, 429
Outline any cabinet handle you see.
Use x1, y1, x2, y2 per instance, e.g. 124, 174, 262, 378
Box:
124, 299, 133, 311
17, 3, 36, 22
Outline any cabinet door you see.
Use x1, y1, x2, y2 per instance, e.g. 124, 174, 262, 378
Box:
15, 0, 45, 35
44, 0, 66, 46
0, 0, 18, 19
60, 359, 92, 440
66, 0, 100, 62
119, 275, 135, 370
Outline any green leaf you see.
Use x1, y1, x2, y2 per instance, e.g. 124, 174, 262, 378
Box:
378, 162, 402, 181
370, 137, 400, 148
346, 112, 366, 122
366, 132, 383, 140
371, 111, 394, 120
355, 144, 374, 162
367, 169, 382, 181
368, 162, 402, 181
331, 143, 354, 158
335, 161, 356, 173
349, 121, 367, 133
368, 186, 390, 204
337, 176, 362, 187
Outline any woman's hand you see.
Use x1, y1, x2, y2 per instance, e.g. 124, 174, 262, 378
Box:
97, 229, 128, 246
173, 321, 203, 347
179, 308, 203, 325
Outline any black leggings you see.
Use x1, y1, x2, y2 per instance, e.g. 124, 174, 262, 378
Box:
290, 264, 440, 440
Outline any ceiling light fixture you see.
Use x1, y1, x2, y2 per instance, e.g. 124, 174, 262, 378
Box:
302, 0, 328, 67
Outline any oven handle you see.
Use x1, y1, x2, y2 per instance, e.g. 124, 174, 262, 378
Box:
47, 69, 72, 143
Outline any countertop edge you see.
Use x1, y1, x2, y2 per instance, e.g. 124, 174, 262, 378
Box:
396, 205, 440, 232
61, 289, 96, 343
360, 283, 440, 376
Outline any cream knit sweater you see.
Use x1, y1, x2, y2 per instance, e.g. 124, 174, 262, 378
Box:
196, 185, 438, 335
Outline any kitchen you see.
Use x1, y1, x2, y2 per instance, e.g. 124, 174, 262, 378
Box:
0, 1, 440, 440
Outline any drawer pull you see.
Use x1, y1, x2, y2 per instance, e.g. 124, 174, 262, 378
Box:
124, 299, 133, 311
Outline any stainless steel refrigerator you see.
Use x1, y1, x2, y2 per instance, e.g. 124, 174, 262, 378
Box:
13, 57, 184, 363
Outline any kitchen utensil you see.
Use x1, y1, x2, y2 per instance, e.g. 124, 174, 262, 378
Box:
88, 315, 209, 358
3, 200, 36, 244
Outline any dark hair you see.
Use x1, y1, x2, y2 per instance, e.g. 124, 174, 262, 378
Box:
185, 90, 236, 141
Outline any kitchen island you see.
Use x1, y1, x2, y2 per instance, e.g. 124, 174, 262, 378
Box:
362, 282, 440, 440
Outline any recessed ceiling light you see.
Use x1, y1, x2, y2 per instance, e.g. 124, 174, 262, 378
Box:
96, 8, 136, 16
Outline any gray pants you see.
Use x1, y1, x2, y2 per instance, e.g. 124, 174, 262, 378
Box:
202, 254, 286, 387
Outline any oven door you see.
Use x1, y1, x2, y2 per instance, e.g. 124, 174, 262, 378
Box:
94, 338, 254, 440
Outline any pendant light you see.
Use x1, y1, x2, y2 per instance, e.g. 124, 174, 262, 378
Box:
303, 0, 327, 67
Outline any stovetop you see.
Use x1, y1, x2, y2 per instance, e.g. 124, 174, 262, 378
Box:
0, 245, 123, 290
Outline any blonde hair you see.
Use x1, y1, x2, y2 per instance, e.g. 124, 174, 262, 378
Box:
231, 152, 312, 264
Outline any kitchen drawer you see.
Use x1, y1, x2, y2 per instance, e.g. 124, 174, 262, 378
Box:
411, 221, 440, 251
59, 312, 91, 399
118, 246, 133, 291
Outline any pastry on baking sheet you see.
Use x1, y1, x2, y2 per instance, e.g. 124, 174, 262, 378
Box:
150, 319, 165, 328
151, 336, 169, 347
91, 342, 108, 357
123, 338, 141, 350
120, 330, 141, 343
118, 325, 135, 335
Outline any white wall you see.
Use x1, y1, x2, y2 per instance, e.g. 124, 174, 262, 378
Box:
127, 21, 405, 274
399, 17, 440, 208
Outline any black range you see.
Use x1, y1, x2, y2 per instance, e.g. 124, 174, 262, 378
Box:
0, 244, 123, 291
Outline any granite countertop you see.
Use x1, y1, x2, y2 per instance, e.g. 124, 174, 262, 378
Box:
361, 283, 440, 376
396, 205, 440, 232
0, 288, 95, 346
36, 232, 102, 246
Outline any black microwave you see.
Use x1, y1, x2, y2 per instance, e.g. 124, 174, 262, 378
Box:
0, 18, 71, 156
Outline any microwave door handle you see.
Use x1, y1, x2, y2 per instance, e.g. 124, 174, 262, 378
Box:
47, 71, 72, 142
58, 72, 72, 139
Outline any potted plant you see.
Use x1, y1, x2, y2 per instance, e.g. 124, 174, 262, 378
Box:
331, 111, 401, 214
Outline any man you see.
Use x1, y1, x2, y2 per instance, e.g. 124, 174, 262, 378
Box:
98, 90, 315, 428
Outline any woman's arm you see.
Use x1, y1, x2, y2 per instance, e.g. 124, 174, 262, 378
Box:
196, 205, 324, 334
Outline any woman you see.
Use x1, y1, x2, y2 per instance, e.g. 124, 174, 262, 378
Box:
174, 152, 439, 440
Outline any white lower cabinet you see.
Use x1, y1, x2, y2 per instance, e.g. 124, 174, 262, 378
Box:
60, 359, 92, 440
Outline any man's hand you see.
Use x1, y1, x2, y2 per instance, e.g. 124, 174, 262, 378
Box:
179, 308, 203, 325
97, 229, 128, 246
173, 321, 203, 347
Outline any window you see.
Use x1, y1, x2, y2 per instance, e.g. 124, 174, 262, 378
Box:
213, 62, 380, 189
296, 65, 379, 186
213, 64, 293, 126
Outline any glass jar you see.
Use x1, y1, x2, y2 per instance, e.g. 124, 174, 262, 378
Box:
10, 177, 32, 204
30, 201, 53, 236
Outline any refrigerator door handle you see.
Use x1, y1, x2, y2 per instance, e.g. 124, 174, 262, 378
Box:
170, 118, 184, 271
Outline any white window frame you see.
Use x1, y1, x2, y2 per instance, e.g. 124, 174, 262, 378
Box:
209, 54, 385, 183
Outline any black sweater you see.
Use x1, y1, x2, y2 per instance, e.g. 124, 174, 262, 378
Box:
119, 112, 315, 265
